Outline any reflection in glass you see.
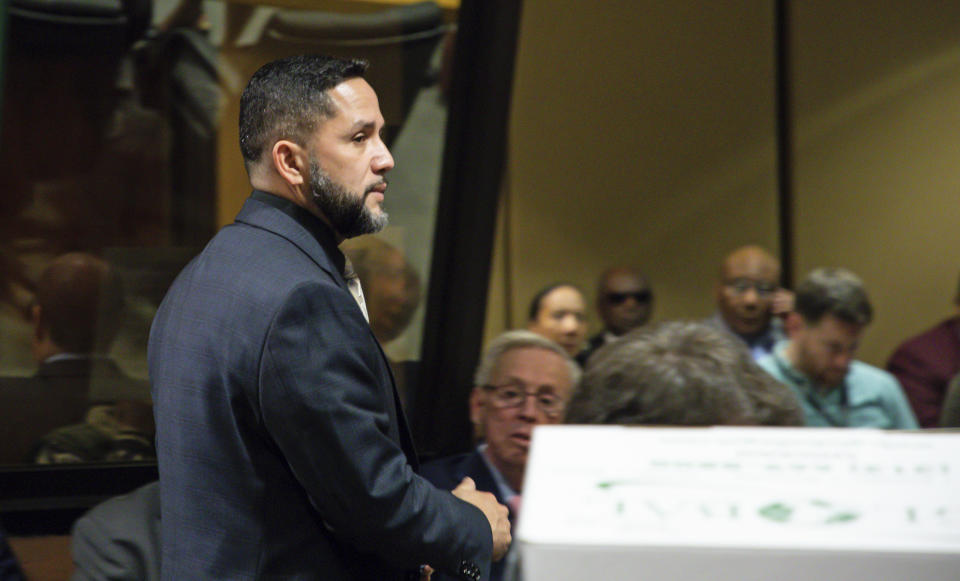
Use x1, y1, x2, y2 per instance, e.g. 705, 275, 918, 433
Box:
343, 236, 423, 408
0, 0, 455, 464
0, 253, 154, 464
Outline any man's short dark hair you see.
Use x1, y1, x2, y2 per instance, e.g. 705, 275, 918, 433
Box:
794, 267, 873, 326
238, 54, 368, 168
527, 282, 581, 321
36, 253, 125, 353
564, 321, 802, 426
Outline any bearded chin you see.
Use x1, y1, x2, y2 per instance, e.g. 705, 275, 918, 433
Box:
310, 162, 388, 238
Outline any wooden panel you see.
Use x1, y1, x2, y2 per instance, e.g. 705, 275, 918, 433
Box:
8, 535, 73, 581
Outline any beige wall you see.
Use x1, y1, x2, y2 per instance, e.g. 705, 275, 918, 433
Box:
487, 2, 779, 345
791, 1, 960, 365
490, 0, 960, 366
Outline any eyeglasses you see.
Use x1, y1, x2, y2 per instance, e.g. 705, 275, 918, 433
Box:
604, 290, 652, 305
723, 278, 778, 297
481, 383, 565, 418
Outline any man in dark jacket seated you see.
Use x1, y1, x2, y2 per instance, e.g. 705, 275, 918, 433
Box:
422, 330, 579, 581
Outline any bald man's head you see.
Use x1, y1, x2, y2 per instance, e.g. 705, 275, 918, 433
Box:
715, 246, 781, 337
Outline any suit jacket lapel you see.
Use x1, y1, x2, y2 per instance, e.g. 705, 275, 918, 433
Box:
235, 194, 420, 463
464, 451, 505, 503
464, 450, 521, 527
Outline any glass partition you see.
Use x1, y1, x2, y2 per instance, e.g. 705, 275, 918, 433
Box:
0, 0, 458, 469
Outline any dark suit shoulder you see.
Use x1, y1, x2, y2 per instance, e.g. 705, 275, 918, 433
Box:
420, 452, 475, 491
576, 333, 606, 367
75, 481, 160, 535
72, 482, 161, 581
232, 196, 342, 282
420, 451, 503, 505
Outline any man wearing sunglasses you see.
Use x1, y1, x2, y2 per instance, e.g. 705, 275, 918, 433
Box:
421, 330, 580, 581
577, 267, 653, 366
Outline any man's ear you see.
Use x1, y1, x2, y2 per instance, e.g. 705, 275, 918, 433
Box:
469, 387, 487, 441
784, 311, 805, 338
469, 387, 484, 425
271, 140, 308, 188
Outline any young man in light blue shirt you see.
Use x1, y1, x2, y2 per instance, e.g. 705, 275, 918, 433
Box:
758, 267, 918, 429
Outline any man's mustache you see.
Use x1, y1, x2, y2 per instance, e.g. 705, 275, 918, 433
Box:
365, 179, 387, 194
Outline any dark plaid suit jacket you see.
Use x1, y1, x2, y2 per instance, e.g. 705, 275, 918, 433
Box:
421, 450, 518, 581
148, 192, 491, 580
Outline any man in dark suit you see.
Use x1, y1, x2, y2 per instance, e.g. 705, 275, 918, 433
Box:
0, 252, 151, 463
71, 481, 160, 581
421, 330, 579, 581
886, 276, 960, 427
148, 55, 509, 580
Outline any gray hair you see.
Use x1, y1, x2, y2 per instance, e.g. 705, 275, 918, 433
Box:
794, 267, 872, 326
565, 321, 802, 426
474, 330, 581, 388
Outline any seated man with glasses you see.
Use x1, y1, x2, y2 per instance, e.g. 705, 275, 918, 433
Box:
421, 330, 580, 581
577, 266, 653, 366
706, 245, 794, 360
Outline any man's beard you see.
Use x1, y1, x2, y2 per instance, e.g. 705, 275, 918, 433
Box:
309, 158, 388, 238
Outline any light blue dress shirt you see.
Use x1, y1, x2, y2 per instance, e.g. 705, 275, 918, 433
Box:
758, 343, 919, 429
